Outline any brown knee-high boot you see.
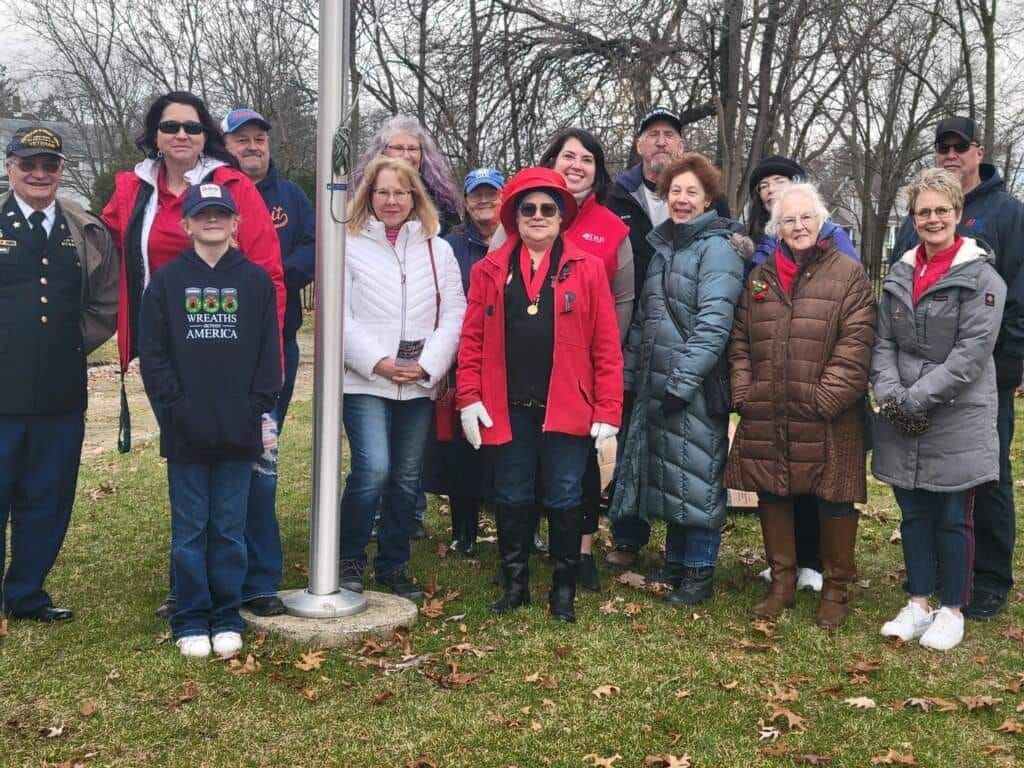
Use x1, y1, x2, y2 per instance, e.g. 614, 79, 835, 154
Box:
817, 512, 859, 628
753, 501, 797, 619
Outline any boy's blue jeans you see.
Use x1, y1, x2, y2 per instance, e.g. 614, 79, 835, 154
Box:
168, 461, 251, 639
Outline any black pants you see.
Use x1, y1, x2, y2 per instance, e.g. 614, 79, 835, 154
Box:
793, 495, 822, 571
580, 450, 602, 535
972, 385, 1016, 596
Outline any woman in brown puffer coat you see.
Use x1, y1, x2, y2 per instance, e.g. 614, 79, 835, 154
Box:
725, 182, 875, 628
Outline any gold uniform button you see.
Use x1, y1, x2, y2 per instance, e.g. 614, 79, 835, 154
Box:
40, 277, 47, 285
40, 296, 48, 304
41, 315, 48, 323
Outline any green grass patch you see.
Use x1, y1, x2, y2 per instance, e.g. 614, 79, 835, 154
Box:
1, 400, 1022, 767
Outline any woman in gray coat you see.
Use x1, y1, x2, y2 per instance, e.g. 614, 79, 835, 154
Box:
609, 153, 745, 606
872, 168, 1006, 652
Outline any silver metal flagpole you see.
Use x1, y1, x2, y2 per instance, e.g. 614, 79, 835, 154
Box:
282, 0, 366, 618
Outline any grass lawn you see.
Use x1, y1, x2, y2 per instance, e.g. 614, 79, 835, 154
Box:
1, 399, 1023, 768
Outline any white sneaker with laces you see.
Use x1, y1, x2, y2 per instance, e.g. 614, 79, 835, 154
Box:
797, 568, 823, 592
880, 600, 933, 641
919, 607, 965, 651
176, 635, 212, 658
759, 567, 772, 583
212, 631, 243, 658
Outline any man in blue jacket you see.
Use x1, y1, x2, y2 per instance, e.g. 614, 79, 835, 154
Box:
890, 116, 1024, 621
223, 108, 316, 616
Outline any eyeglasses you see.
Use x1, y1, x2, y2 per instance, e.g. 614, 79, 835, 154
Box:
385, 144, 421, 155
779, 213, 817, 229
14, 157, 62, 174
935, 140, 975, 155
372, 188, 412, 201
518, 202, 559, 218
158, 120, 206, 136
914, 206, 957, 220
467, 189, 498, 202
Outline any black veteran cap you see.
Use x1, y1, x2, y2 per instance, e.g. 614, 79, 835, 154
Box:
935, 116, 979, 144
6, 126, 66, 160
638, 107, 683, 135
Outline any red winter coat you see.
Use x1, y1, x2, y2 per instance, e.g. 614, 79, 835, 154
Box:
102, 159, 285, 372
455, 235, 624, 445
564, 195, 629, 284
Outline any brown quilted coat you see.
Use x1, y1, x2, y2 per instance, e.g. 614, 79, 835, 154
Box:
724, 240, 875, 503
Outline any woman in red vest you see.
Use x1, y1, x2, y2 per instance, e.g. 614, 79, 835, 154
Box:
457, 167, 624, 623
540, 128, 633, 591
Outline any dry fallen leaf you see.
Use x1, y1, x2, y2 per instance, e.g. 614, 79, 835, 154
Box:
227, 654, 261, 675
928, 697, 959, 713
167, 680, 200, 709
763, 682, 799, 704
980, 743, 1012, 755
0, 617, 8, 638
844, 696, 877, 710
554, 644, 574, 658
757, 721, 782, 741
996, 717, 1024, 734
870, 749, 917, 765
370, 690, 394, 706
524, 672, 557, 689
719, 680, 740, 690
846, 659, 882, 676
599, 599, 620, 615
623, 602, 644, 617
358, 638, 389, 657
643, 755, 692, 768
294, 650, 326, 671
768, 705, 808, 732
794, 755, 832, 766
901, 697, 932, 712
889, 528, 902, 543
616, 571, 647, 588
751, 619, 776, 638
958, 695, 1002, 711
583, 754, 622, 767
592, 684, 621, 699
427, 661, 481, 689
78, 702, 97, 718
1001, 626, 1024, 641
674, 689, 692, 699
299, 687, 319, 702
420, 599, 445, 619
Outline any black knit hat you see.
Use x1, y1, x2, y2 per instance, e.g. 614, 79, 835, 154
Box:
749, 155, 805, 196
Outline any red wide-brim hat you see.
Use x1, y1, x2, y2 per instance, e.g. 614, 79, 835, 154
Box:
498, 166, 579, 236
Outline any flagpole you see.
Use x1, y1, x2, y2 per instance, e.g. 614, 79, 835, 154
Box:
282, 0, 366, 618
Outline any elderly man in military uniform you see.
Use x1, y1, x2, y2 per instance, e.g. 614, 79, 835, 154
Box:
0, 126, 118, 622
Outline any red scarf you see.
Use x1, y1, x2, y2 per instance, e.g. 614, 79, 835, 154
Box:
773, 246, 799, 296
912, 236, 962, 304
519, 243, 552, 306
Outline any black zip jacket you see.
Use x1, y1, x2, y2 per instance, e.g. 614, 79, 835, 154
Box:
139, 247, 281, 463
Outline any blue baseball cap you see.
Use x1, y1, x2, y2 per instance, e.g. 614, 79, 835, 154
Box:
183, 183, 238, 218
221, 108, 271, 134
464, 167, 505, 194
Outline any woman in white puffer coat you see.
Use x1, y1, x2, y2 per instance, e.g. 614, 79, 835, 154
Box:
339, 155, 466, 599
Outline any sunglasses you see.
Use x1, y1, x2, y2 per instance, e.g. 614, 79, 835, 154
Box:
935, 140, 974, 155
14, 157, 62, 174
158, 120, 206, 136
518, 202, 559, 218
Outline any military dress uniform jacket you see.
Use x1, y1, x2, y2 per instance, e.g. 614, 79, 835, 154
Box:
0, 193, 118, 415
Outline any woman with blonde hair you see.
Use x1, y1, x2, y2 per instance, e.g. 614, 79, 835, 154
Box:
338, 156, 466, 599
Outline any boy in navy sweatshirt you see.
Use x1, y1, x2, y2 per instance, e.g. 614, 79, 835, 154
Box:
139, 183, 281, 659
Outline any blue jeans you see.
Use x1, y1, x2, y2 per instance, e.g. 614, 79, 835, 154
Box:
0, 412, 84, 615
340, 395, 433, 577
493, 406, 590, 510
168, 461, 251, 639
241, 336, 300, 601
665, 524, 722, 569
894, 486, 975, 609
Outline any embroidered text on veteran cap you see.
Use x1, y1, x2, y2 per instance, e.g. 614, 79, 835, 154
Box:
6, 126, 66, 159
182, 183, 239, 218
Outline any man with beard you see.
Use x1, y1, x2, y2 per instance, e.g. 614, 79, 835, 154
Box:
221, 108, 315, 616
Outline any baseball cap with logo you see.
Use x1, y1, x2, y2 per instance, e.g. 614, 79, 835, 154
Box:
183, 183, 238, 218
221, 108, 272, 135
935, 116, 979, 145
638, 107, 682, 135
6, 126, 66, 159
464, 167, 505, 194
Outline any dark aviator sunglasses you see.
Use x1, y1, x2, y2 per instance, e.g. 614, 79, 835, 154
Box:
518, 202, 559, 218
157, 120, 206, 136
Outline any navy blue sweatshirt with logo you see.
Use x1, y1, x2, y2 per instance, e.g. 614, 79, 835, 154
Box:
139, 247, 281, 464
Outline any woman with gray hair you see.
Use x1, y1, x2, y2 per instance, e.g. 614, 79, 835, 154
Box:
725, 182, 875, 628
874, 168, 1005, 651
354, 114, 463, 236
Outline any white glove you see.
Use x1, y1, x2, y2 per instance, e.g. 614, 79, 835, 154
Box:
590, 422, 618, 451
460, 401, 493, 450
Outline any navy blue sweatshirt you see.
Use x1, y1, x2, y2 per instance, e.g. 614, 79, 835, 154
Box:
139, 247, 281, 464
256, 162, 316, 340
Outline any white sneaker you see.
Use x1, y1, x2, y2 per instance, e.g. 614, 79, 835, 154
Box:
797, 568, 823, 592
212, 631, 243, 658
881, 600, 933, 641
919, 607, 965, 651
176, 635, 212, 658
759, 567, 772, 583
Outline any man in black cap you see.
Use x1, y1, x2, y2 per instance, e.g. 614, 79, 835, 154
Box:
605, 108, 731, 569
0, 126, 118, 622
891, 116, 1024, 620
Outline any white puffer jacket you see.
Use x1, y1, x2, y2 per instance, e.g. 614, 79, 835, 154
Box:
344, 219, 466, 400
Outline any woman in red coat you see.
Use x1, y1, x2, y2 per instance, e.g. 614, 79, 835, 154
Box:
457, 167, 624, 622
102, 91, 285, 620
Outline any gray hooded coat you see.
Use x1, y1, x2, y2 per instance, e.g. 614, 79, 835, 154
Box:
609, 212, 745, 529
871, 237, 1006, 492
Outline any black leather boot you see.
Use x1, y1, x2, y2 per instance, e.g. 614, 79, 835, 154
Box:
492, 503, 532, 614
547, 506, 583, 622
